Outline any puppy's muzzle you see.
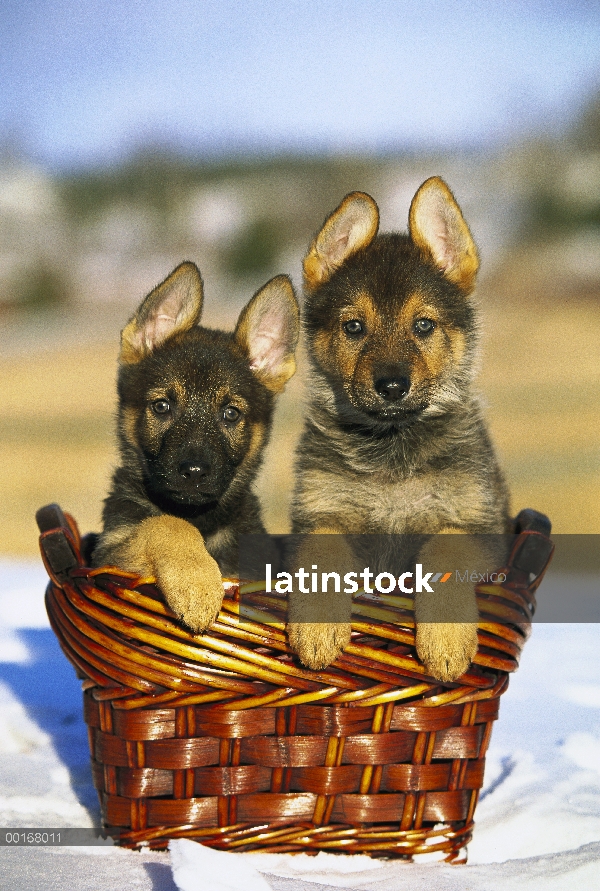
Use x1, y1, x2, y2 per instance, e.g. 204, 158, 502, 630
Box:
374, 376, 411, 401
178, 459, 211, 480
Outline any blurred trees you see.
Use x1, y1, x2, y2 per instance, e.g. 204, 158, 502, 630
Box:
2, 89, 600, 315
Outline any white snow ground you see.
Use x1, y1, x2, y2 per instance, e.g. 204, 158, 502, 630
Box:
0, 559, 599, 890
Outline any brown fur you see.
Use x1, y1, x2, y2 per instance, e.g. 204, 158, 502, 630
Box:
290, 177, 510, 680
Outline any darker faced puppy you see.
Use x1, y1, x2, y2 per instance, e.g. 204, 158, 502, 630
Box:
290, 178, 509, 680
93, 262, 299, 632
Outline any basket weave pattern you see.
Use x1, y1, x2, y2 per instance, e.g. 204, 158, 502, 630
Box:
39, 508, 552, 858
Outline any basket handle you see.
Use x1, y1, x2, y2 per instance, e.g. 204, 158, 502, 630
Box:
36, 503, 69, 534
514, 508, 551, 536
36, 503, 79, 578
511, 509, 553, 579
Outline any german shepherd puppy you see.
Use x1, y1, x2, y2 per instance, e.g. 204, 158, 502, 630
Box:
93, 262, 299, 633
290, 177, 510, 681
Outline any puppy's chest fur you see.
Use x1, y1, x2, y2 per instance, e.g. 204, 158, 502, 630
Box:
292, 400, 507, 535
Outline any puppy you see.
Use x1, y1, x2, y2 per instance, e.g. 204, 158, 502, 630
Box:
93, 262, 299, 632
290, 178, 510, 680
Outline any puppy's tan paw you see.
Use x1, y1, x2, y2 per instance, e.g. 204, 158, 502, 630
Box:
158, 553, 224, 633
416, 622, 478, 682
288, 622, 351, 670
128, 514, 225, 633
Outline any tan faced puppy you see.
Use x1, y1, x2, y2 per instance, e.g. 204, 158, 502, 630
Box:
290, 178, 509, 681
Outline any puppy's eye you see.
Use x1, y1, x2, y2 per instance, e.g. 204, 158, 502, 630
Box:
222, 406, 242, 424
414, 318, 435, 336
343, 319, 364, 337
151, 399, 171, 415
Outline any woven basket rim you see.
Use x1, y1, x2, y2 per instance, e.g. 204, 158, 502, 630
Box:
39, 506, 554, 711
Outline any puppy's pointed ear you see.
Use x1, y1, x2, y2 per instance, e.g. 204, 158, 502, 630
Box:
120, 262, 204, 364
235, 275, 299, 393
303, 192, 379, 290
409, 177, 479, 295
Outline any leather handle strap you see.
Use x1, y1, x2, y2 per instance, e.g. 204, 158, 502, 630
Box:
36, 503, 79, 578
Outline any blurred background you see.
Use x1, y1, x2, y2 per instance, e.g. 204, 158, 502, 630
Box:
1, 0, 599, 555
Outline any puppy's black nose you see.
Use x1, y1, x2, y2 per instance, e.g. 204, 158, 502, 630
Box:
375, 377, 410, 400
178, 460, 211, 479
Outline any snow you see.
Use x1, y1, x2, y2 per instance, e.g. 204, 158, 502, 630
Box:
1, 560, 599, 890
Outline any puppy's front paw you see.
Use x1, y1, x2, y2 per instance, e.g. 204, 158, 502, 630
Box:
416, 622, 478, 682
104, 514, 226, 633
158, 553, 224, 633
288, 622, 351, 669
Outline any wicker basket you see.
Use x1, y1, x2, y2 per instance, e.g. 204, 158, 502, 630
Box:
37, 504, 553, 860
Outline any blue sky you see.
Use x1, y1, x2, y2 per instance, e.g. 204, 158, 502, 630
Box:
2, 0, 600, 169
